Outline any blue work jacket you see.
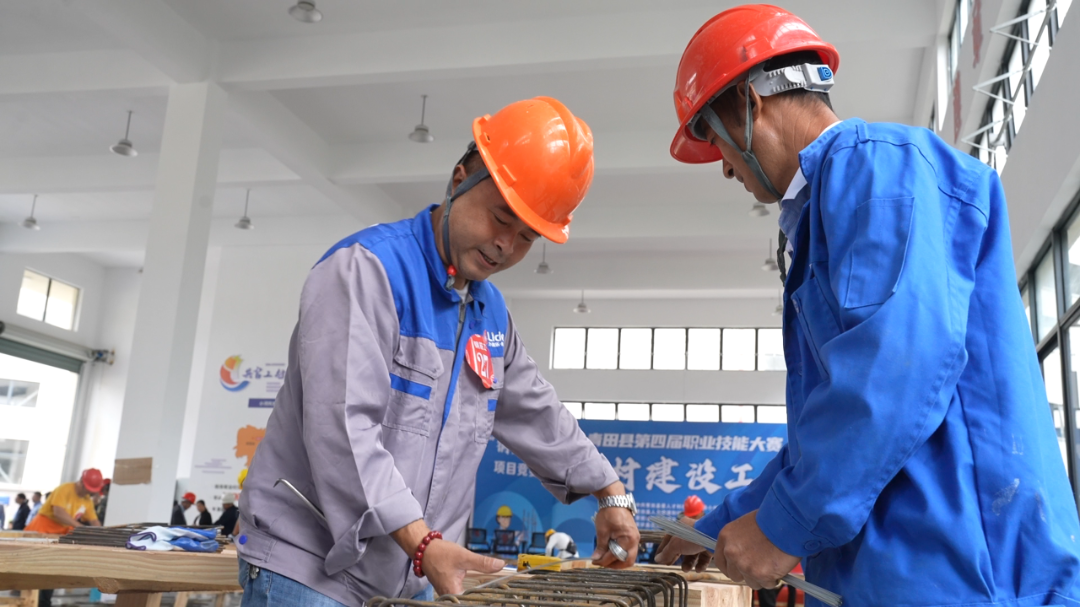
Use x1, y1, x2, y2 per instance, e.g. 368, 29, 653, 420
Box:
697, 119, 1080, 606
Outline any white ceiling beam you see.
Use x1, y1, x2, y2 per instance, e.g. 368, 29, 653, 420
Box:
228, 91, 404, 224
0, 149, 300, 194
329, 129, 702, 186
0, 50, 170, 97
217, 6, 935, 91
72, 0, 213, 84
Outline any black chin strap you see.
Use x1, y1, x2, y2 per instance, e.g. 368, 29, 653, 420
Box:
440, 142, 491, 290
697, 82, 783, 201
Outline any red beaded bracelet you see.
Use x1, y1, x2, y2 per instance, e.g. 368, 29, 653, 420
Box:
412, 530, 442, 577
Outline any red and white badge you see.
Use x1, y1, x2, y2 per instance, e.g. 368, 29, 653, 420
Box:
466, 334, 495, 389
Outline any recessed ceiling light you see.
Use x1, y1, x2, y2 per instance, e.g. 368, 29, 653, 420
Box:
289, 1, 322, 23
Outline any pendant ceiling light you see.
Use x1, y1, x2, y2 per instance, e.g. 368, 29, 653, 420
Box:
288, 0, 322, 23
535, 242, 552, 274
408, 94, 435, 143
574, 290, 590, 314
110, 110, 137, 157
772, 289, 784, 316
762, 238, 779, 272
749, 202, 770, 217
22, 194, 41, 231
235, 189, 254, 230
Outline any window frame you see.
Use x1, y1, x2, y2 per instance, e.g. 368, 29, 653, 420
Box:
16, 269, 82, 332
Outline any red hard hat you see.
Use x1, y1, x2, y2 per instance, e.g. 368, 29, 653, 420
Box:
182, 492, 197, 503
684, 495, 705, 518
671, 4, 840, 164
80, 468, 105, 493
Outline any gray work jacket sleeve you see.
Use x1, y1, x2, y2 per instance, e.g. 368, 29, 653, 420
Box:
298, 248, 424, 572
492, 313, 619, 503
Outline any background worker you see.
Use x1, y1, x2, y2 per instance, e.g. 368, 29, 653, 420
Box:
171, 492, 196, 526
25, 469, 103, 535
655, 5, 1080, 606
194, 500, 213, 526
10, 493, 30, 530
25, 491, 42, 526
215, 494, 239, 537
237, 96, 639, 607
544, 529, 578, 559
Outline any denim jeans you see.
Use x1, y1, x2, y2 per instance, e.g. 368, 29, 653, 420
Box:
239, 558, 432, 606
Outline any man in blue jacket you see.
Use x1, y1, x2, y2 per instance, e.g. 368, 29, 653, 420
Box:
656, 6, 1080, 606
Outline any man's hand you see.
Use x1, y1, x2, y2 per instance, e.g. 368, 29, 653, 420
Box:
421, 539, 505, 596
654, 516, 712, 572
592, 482, 639, 569
391, 519, 505, 596
714, 510, 800, 589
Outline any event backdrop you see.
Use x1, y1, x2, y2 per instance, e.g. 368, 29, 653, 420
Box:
473, 420, 787, 558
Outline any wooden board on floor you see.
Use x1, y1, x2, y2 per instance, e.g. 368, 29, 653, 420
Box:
0, 540, 241, 594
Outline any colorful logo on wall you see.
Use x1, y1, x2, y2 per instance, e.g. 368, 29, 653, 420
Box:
220, 356, 250, 392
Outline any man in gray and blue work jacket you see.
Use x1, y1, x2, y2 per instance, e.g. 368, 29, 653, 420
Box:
236, 97, 640, 607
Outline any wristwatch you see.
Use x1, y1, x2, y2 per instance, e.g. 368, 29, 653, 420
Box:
597, 493, 637, 517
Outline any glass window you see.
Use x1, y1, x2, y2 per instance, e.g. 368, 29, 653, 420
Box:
0, 439, 30, 485
1042, 348, 1070, 475
722, 329, 756, 371
687, 329, 721, 370
1060, 0, 1073, 24
1021, 284, 1034, 337
652, 404, 685, 422
44, 280, 79, 330
1008, 43, 1027, 130
721, 404, 756, 423
653, 329, 686, 370
1029, 0, 1052, 89
757, 406, 788, 424
959, 0, 970, 45
617, 403, 651, 421
16, 270, 49, 322
562, 401, 582, 419
583, 402, 616, 420
758, 329, 786, 371
552, 328, 586, 369
619, 329, 652, 370
1065, 213, 1080, 309
1, 379, 39, 408
1035, 251, 1059, 340
585, 328, 619, 370
686, 404, 720, 423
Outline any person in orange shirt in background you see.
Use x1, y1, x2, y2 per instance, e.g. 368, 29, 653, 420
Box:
25, 468, 104, 535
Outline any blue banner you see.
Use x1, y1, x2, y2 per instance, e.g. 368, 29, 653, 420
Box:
473, 420, 786, 558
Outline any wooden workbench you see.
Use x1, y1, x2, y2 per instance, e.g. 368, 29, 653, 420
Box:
0, 539, 241, 607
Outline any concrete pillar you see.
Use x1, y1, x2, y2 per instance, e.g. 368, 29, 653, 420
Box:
108, 83, 226, 524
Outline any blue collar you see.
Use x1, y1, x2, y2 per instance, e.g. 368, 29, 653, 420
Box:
411, 204, 492, 311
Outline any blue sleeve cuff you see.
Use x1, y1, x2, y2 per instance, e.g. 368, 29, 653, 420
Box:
756, 485, 832, 558
693, 505, 728, 540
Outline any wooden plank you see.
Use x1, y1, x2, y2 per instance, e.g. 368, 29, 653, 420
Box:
174, 592, 189, 607
115, 593, 162, 607
0, 541, 240, 593
113, 458, 153, 485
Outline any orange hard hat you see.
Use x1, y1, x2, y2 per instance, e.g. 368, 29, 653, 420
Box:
472, 97, 594, 244
684, 495, 705, 518
670, 4, 840, 164
182, 492, 197, 503
80, 468, 105, 493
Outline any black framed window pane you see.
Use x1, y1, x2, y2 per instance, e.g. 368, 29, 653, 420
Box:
721, 329, 756, 371
1035, 252, 1058, 341
687, 329, 720, 370
552, 328, 586, 369
1065, 212, 1080, 310
585, 328, 619, 370
562, 402, 583, 419
653, 329, 686, 370
1021, 284, 1034, 338
618, 329, 652, 370
1043, 346, 1071, 477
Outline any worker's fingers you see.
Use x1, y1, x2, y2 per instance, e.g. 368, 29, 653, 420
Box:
694, 551, 712, 573
591, 544, 619, 568
469, 553, 505, 574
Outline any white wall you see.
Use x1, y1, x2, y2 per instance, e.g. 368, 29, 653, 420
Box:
506, 297, 786, 406
75, 267, 142, 479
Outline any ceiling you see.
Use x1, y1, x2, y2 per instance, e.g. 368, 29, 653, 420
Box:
0, 0, 945, 298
